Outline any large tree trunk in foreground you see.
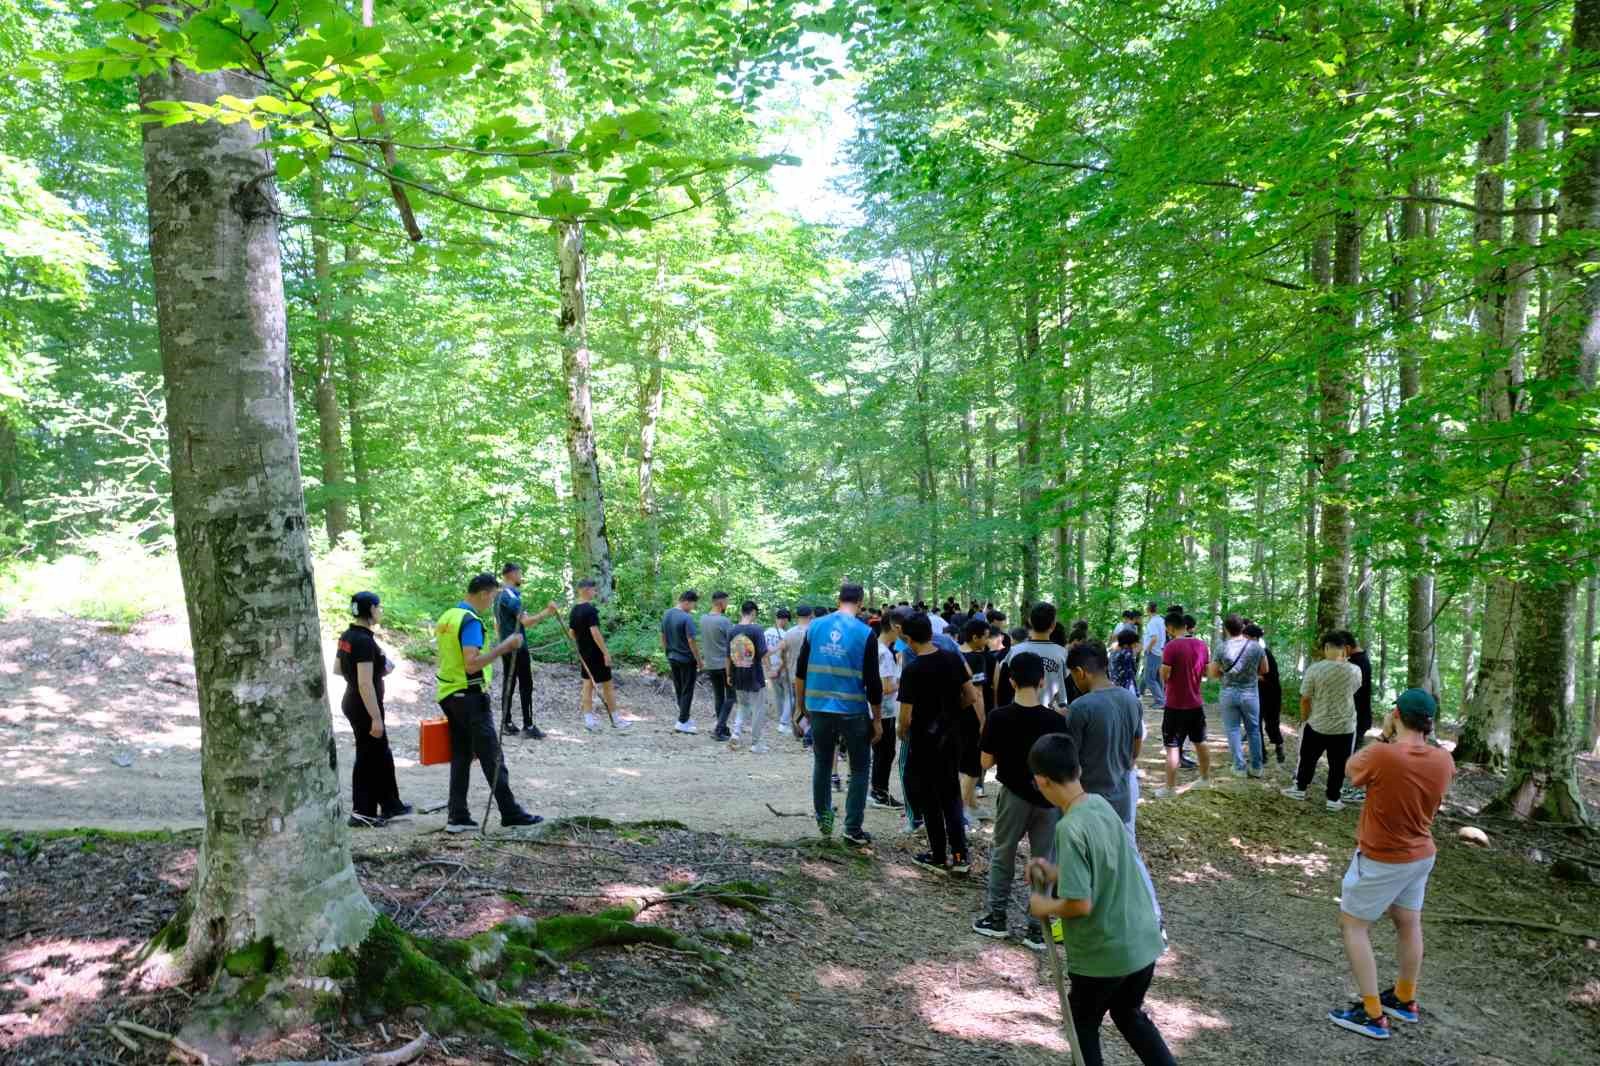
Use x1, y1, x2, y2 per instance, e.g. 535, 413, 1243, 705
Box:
553, 167, 616, 600
1491, 0, 1599, 823
1313, 211, 1357, 639
307, 172, 350, 545
139, 64, 372, 979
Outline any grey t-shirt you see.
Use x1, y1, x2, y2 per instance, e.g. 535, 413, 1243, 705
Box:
1001, 639, 1070, 709
660, 606, 699, 664
1214, 636, 1265, 690
495, 586, 524, 643
781, 623, 809, 683
1064, 685, 1142, 822
700, 610, 734, 669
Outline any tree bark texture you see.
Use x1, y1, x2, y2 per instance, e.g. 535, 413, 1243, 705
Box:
553, 167, 616, 600
1313, 214, 1356, 640
138, 63, 372, 977
1492, 0, 1599, 824
1018, 285, 1042, 608
341, 242, 374, 541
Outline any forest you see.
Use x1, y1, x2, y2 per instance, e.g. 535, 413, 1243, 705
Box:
2, 1, 1599, 1064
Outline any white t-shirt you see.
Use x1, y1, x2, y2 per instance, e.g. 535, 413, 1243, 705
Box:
929, 614, 949, 637
763, 625, 787, 679
877, 640, 901, 713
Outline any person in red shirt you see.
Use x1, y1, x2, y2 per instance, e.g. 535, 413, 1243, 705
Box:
1156, 612, 1211, 794
1326, 688, 1455, 1041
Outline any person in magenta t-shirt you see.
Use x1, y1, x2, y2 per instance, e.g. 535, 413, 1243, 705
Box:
1157, 613, 1213, 794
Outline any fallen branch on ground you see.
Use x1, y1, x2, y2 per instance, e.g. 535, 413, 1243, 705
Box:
765, 803, 810, 818
253, 1031, 430, 1066
111, 1019, 210, 1064
1423, 912, 1600, 940
105, 1023, 139, 1053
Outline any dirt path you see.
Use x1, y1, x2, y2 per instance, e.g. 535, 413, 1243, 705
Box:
4, 612, 1599, 1065
0, 611, 851, 839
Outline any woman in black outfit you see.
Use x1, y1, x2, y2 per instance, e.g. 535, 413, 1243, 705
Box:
1248, 622, 1285, 765
337, 591, 411, 826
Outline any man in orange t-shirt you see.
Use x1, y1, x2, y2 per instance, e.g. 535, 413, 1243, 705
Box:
1327, 689, 1455, 1041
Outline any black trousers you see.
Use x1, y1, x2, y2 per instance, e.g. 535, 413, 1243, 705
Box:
1295, 725, 1355, 801
442, 689, 520, 821
908, 744, 967, 863
709, 668, 735, 733
500, 646, 533, 728
1354, 702, 1373, 750
871, 720, 897, 795
1066, 962, 1176, 1066
670, 659, 698, 722
341, 698, 402, 818
1259, 694, 1283, 747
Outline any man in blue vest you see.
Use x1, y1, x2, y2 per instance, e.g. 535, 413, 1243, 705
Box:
794, 582, 883, 847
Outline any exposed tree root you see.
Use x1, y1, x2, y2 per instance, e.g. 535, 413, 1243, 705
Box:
253, 1031, 430, 1066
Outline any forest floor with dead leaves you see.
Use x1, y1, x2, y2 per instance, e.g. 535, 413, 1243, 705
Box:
3, 612, 1600, 1065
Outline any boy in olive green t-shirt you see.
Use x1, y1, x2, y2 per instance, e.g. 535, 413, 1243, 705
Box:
1026, 734, 1175, 1066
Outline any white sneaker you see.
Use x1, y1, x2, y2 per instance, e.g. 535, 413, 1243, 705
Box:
584, 713, 600, 732
731, 729, 742, 740
1153, 786, 1174, 798
1281, 786, 1308, 800
750, 742, 770, 754
675, 720, 698, 734
612, 717, 631, 730
1325, 799, 1346, 812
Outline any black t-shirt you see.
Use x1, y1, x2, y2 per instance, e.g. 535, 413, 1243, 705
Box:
570, 602, 602, 661
963, 648, 997, 713
980, 701, 1068, 808
1350, 650, 1373, 720
899, 649, 971, 752
336, 625, 386, 710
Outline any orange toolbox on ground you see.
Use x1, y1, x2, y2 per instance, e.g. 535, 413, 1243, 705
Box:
418, 718, 452, 765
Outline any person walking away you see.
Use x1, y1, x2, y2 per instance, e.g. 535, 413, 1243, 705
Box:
1064, 641, 1144, 834
495, 563, 558, 738
568, 577, 625, 732
337, 591, 411, 827
959, 617, 996, 823
1253, 624, 1285, 764
1140, 601, 1167, 709
726, 601, 770, 751
1209, 613, 1269, 778
437, 573, 543, 833
1026, 735, 1176, 1066
897, 611, 981, 874
1343, 630, 1374, 761
764, 608, 794, 736
1283, 632, 1362, 810
1327, 689, 1455, 1040
869, 614, 906, 811
781, 604, 814, 744
1109, 628, 1141, 696
661, 590, 703, 732
1156, 612, 1211, 795
972, 652, 1066, 948
793, 583, 882, 846
997, 601, 1071, 711
700, 591, 736, 740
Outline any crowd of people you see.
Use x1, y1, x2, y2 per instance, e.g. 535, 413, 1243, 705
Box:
330, 571, 1457, 1058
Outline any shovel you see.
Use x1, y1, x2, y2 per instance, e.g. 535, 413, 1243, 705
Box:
1030, 865, 1087, 1066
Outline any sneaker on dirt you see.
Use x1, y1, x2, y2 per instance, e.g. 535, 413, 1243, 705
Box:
347, 813, 386, 828
445, 816, 478, 834
817, 808, 836, 837
381, 803, 414, 820
675, 720, 698, 734
972, 912, 1008, 939
502, 811, 544, 829
843, 828, 873, 848
502, 723, 520, 736
1281, 786, 1308, 800
1325, 799, 1346, 812
749, 742, 770, 754
912, 852, 948, 874
1379, 988, 1420, 1023
1021, 924, 1046, 952
948, 853, 972, 876
584, 713, 600, 732
1328, 1003, 1391, 1040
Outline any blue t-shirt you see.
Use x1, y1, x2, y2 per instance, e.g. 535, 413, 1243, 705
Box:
457, 601, 485, 650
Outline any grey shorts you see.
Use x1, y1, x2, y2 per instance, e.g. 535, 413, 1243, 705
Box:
1339, 851, 1435, 921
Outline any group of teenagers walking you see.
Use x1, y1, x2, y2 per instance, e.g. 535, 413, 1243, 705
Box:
331, 569, 1459, 1063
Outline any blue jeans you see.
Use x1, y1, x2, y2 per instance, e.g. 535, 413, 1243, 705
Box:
898, 733, 919, 830
1220, 686, 1263, 772
810, 713, 871, 834
1140, 650, 1165, 707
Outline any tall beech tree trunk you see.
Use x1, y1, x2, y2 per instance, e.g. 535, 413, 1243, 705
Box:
1018, 284, 1043, 607
1491, 0, 1599, 823
138, 64, 371, 979
341, 242, 374, 541
637, 255, 668, 605
1585, 574, 1599, 753
1313, 211, 1356, 639
553, 165, 615, 600
1457, 11, 1527, 766
307, 172, 350, 545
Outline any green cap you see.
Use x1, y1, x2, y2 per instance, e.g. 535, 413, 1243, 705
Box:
1395, 688, 1438, 722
